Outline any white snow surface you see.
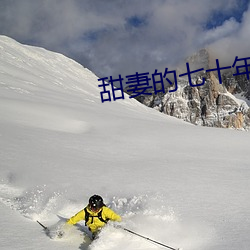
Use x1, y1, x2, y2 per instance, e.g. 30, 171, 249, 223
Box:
0, 36, 249, 250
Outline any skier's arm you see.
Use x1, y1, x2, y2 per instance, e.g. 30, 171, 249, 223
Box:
67, 209, 85, 225
104, 207, 122, 222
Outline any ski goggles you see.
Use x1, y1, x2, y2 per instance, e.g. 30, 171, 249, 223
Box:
89, 205, 101, 212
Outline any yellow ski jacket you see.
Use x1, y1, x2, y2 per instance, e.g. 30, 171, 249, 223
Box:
67, 206, 121, 233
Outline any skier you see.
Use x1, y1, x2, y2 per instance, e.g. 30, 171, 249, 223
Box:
66, 194, 122, 239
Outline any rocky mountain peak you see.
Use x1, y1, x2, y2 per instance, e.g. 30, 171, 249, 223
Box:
135, 48, 250, 130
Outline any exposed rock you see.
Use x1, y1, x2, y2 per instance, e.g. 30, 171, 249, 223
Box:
135, 49, 250, 130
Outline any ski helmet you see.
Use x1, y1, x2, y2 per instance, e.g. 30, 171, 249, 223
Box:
89, 195, 104, 210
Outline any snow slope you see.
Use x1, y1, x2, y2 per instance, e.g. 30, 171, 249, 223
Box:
0, 36, 249, 250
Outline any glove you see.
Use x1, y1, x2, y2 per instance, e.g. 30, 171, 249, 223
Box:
56, 230, 64, 238
55, 223, 71, 238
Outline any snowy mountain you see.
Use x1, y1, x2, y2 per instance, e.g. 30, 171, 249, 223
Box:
0, 36, 250, 250
136, 49, 250, 130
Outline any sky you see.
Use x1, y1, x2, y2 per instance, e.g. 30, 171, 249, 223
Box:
0, 0, 249, 78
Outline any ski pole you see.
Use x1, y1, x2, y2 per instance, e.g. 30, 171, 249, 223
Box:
122, 227, 180, 250
37, 220, 48, 231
